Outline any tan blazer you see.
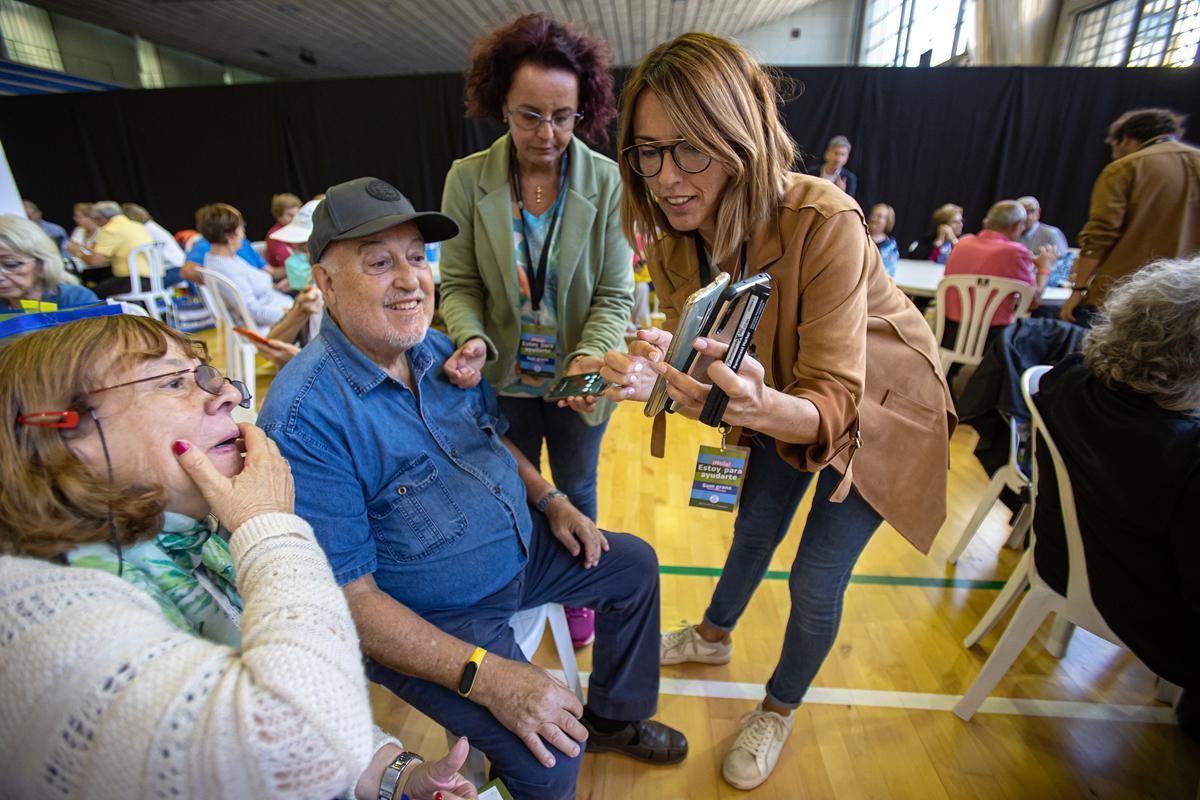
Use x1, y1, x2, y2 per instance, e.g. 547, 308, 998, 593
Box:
647, 174, 956, 553
1079, 139, 1200, 307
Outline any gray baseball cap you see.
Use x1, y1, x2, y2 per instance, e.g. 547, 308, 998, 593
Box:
308, 177, 459, 263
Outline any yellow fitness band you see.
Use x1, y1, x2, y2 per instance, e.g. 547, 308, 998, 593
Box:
457, 646, 488, 697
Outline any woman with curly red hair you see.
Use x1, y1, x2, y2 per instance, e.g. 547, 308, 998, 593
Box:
438, 14, 634, 650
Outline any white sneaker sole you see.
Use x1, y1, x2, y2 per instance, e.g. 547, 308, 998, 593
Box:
660, 648, 732, 666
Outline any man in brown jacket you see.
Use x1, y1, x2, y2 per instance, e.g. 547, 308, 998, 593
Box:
1063, 108, 1200, 325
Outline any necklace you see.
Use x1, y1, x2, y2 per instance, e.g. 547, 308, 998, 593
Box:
536, 185, 543, 205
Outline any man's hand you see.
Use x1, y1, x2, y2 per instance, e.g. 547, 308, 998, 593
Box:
1035, 244, 1059, 275
542, 492, 608, 568
255, 338, 301, 367
444, 337, 487, 389
472, 657, 587, 768
556, 355, 604, 413
1060, 291, 1083, 323
600, 327, 673, 403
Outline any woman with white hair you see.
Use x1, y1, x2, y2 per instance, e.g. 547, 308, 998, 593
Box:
0, 214, 99, 308
1030, 256, 1200, 738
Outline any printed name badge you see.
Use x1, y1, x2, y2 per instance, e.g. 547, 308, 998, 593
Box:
690, 444, 750, 512
518, 323, 557, 376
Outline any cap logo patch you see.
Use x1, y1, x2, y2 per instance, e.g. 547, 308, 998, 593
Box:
366, 180, 402, 201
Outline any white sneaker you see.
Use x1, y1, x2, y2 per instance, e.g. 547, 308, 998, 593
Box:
722, 706, 794, 790
660, 624, 732, 665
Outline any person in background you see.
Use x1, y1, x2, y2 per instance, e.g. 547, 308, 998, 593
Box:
1064, 108, 1200, 327
256, 198, 323, 367
122, 202, 186, 275
22, 199, 68, 254
940, 200, 1057, 386
67, 201, 155, 299
265, 192, 303, 276
1016, 196, 1069, 257
866, 203, 899, 277
603, 33, 953, 790
0, 314, 477, 800
439, 13, 634, 649
68, 202, 99, 254
807, 135, 857, 198
196, 203, 321, 346
0, 214, 98, 308
180, 223, 272, 285
1030, 257, 1199, 739
910, 203, 964, 264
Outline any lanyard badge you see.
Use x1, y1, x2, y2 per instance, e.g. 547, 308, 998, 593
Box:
690, 427, 750, 512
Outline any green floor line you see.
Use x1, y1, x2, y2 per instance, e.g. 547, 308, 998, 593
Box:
659, 565, 1008, 591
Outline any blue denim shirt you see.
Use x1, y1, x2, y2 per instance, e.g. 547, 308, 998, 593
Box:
258, 312, 531, 613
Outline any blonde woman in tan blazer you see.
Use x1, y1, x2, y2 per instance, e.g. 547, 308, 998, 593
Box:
600, 33, 955, 791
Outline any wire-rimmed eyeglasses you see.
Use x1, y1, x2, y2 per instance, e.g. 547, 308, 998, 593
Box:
505, 106, 584, 132
89, 364, 252, 409
622, 140, 714, 178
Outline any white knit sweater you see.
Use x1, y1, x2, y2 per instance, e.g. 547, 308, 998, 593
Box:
0, 512, 376, 800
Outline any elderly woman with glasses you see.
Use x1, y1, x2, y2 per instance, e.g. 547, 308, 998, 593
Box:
600, 34, 955, 790
0, 314, 477, 800
438, 13, 633, 648
0, 214, 99, 308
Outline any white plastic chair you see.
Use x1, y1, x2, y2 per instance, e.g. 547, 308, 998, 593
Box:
954, 366, 1127, 720
195, 268, 258, 405
450, 603, 583, 786
934, 275, 1035, 375
947, 413, 1031, 563
251, 240, 268, 260
113, 241, 172, 322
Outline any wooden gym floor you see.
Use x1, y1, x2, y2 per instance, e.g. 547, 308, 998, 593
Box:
215, 330, 1199, 799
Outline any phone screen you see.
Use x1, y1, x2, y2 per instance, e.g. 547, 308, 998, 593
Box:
545, 372, 610, 400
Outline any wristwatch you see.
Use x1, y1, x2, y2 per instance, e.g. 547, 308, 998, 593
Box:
535, 489, 568, 513
457, 645, 488, 697
378, 751, 423, 800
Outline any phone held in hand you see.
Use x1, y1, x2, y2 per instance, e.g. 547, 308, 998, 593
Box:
697, 273, 772, 428
233, 326, 272, 347
644, 273, 731, 417
545, 371, 610, 400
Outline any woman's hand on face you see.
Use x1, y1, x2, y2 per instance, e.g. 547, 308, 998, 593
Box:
172, 423, 295, 531
653, 337, 771, 427
556, 355, 604, 412
600, 328, 672, 403
444, 337, 488, 389
402, 736, 479, 800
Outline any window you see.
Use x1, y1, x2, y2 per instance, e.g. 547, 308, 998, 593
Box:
0, 0, 64, 71
860, 0, 976, 66
1067, 0, 1200, 67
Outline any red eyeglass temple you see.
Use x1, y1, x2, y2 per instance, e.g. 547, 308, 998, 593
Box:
16, 411, 81, 429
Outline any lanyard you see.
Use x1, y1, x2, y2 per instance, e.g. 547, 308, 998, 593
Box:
693, 233, 748, 285
511, 146, 569, 312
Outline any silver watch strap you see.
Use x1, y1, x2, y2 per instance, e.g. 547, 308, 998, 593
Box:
536, 489, 567, 513
378, 751, 423, 800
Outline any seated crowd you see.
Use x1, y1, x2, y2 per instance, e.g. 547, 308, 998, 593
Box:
1, 16, 1196, 800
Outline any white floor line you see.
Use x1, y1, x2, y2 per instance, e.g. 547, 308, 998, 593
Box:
547, 671, 1177, 725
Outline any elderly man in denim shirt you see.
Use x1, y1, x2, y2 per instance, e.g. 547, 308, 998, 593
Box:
259, 177, 685, 800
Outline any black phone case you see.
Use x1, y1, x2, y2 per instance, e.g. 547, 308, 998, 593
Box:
699, 275, 772, 428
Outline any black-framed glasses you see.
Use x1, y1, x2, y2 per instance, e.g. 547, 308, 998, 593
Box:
622, 140, 713, 178
89, 364, 252, 409
505, 106, 584, 132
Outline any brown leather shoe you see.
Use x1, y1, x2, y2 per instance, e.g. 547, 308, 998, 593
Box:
583, 718, 689, 764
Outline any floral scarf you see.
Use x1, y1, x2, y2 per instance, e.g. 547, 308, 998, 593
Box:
66, 512, 243, 647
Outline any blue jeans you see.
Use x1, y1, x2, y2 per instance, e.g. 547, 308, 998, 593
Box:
704, 436, 883, 708
497, 396, 608, 521
366, 512, 661, 800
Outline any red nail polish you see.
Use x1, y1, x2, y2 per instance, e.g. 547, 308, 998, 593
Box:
435, 793, 443, 800
172, 440, 190, 455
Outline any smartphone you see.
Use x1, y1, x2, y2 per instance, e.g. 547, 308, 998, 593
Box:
233, 327, 272, 347
644, 273, 731, 418
545, 372, 611, 400
698, 273, 773, 427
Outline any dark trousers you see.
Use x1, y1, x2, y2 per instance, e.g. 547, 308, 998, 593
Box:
941, 319, 1006, 389
94, 275, 132, 299
366, 512, 661, 800
497, 396, 608, 522
703, 437, 883, 707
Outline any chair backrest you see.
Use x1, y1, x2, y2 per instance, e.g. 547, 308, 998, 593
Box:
195, 268, 255, 330
1021, 366, 1102, 616
125, 241, 166, 294
251, 240, 268, 259
935, 275, 1036, 368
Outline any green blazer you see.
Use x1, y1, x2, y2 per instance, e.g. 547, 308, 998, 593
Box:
439, 133, 634, 426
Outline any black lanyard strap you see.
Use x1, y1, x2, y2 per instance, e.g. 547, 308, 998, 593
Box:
511, 146, 569, 312
693, 234, 748, 285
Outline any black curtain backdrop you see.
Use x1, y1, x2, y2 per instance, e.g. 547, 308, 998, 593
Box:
2, 66, 1197, 253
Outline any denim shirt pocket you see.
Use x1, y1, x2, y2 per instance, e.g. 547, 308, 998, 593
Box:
367, 453, 468, 563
